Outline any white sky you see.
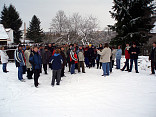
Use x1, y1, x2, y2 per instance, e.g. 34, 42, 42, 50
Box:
0, 0, 115, 32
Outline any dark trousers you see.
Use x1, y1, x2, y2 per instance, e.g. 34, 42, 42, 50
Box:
61, 66, 65, 77
130, 59, 138, 72
43, 64, 47, 74
27, 68, 33, 79
68, 62, 71, 72
109, 61, 112, 73
34, 69, 40, 87
49, 63, 52, 68
151, 59, 156, 74
96, 60, 102, 69
2, 63, 7, 72
122, 59, 129, 71
112, 60, 114, 68
52, 69, 61, 86
78, 61, 85, 73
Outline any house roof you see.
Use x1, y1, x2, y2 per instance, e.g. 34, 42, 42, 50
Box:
0, 24, 9, 39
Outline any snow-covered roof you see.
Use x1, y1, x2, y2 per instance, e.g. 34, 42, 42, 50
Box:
0, 24, 9, 39
151, 22, 156, 33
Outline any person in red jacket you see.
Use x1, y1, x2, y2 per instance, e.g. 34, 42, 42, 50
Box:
70, 47, 78, 74
121, 43, 130, 71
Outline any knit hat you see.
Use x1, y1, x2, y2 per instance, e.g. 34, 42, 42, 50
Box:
89, 44, 92, 47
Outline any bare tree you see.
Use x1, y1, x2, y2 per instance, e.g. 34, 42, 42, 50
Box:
50, 10, 68, 34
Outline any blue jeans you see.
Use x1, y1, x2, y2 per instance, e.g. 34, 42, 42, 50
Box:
130, 59, 138, 72
116, 59, 121, 69
85, 57, 89, 67
102, 63, 110, 76
18, 66, 23, 80
2, 63, 7, 72
71, 64, 75, 74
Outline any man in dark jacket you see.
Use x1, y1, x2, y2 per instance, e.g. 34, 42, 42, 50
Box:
29, 46, 42, 88
60, 47, 66, 77
66, 44, 73, 72
42, 46, 51, 74
128, 43, 140, 73
149, 42, 156, 74
87, 44, 95, 68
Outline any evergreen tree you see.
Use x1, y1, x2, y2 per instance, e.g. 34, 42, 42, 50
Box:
109, 0, 156, 47
27, 15, 44, 43
1, 4, 22, 43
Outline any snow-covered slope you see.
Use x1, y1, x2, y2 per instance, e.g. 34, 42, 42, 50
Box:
0, 56, 156, 117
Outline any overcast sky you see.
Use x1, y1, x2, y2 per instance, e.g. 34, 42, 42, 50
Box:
0, 0, 115, 32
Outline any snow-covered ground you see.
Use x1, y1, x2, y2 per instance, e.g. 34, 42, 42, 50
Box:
0, 56, 156, 117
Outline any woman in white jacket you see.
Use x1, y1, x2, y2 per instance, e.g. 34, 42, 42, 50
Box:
0, 46, 9, 73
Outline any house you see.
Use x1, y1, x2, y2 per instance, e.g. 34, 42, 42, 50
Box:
6, 28, 14, 44
0, 24, 9, 45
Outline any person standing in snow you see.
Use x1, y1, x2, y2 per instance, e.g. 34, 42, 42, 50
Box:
121, 43, 130, 71
42, 46, 51, 74
111, 46, 116, 68
67, 44, 73, 72
149, 42, 156, 74
128, 42, 140, 73
24, 46, 33, 79
0, 46, 9, 73
14, 44, 26, 82
29, 46, 42, 88
115, 45, 122, 69
97, 43, 111, 77
70, 47, 78, 74
60, 46, 66, 77
96, 44, 103, 69
50, 49, 63, 87
77, 45, 85, 73
87, 44, 95, 68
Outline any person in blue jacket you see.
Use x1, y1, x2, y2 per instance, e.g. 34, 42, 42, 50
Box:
14, 44, 26, 82
49, 48, 63, 87
116, 45, 122, 69
29, 46, 42, 88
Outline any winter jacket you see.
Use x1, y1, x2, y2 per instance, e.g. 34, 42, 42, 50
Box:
70, 50, 78, 64
14, 49, 25, 67
111, 49, 116, 60
42, 50, 51, 64
0, 50, 9, 63
49, 53, 63, 70
125, 46, 130, 59
87, 48, 95, 60
29, 52, 42, 70
128, 47, 140, 59
24, 50, 32, 69
77, 49, 85, 62
149, 47, 155, 60
67, 48, 71, 63
60, 50, 66, 67
154, 48, 156, 62
97, 47, 111, 63
116, 49, 122, 59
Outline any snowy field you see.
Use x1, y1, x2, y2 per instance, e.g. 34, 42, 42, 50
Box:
0, 56, 156, 117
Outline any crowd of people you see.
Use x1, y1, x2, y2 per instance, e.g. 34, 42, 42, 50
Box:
0, 42, 156, 88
